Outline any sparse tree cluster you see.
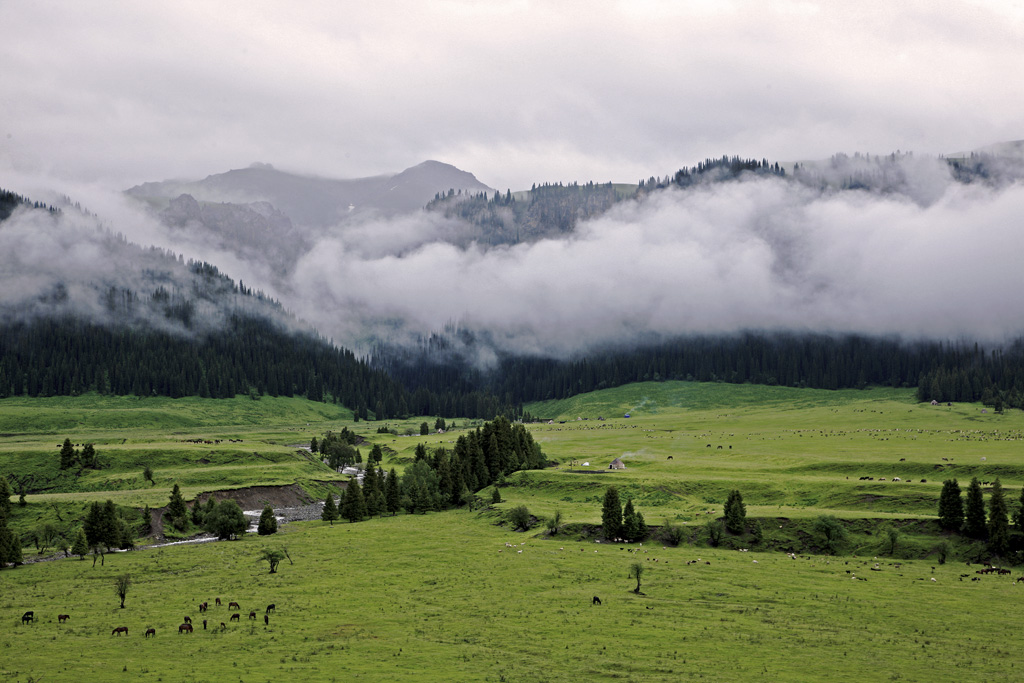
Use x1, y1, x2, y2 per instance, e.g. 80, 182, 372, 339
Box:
58, 438, 99, 470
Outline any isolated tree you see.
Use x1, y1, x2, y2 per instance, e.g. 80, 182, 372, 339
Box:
59, 438, 76, 469
321, 493, 339, 525
71, 527, 89, 559
257, 505, 277, 536
814, 515, 848, 554
628, 560, 645, 594
114, 573, 131, 608
507, 505, 531, 531
204, 499, 247, 540
880, 522, 900, 555
724, 490, 746, 534
602, 486, 623, 539
988, 478, 1010, 557
546, 510, 563, 535
369, 443, 383, 465
420, 422, 429, 436
964, 477, 987, 539
259, 548, 286, 574
143, 465, 154, 486
167, 483, 188, 529
491, 487, 502, 504
937, 479, 964, 531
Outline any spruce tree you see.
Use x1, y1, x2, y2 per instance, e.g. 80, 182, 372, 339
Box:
363, 467, 382, 517
321, 493, 339, 525
167, 484, 188, 528
724, 490, 746, 534
71, 527, 89, 559
385, 468, 401, 516
988, 478, 1010, 557
937, 479, 964, 531
0, 476, 11, 520
622, 498, 640, 541
342, 480, 366, 522
601, 486, 622, 540
80, 443, 97, 469
257, 505, 277, 535
1017, 486, 1024, 531
964, 477, 987, 539
59, 438, 76, 469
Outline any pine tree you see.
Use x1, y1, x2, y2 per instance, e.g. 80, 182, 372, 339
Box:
724, 490, 746, 534
167, 483, 188, 528
321, 493, 339, 525
964, 477, 987, 539
0, 476, 11, 520
71, 527, 89, 559
363, 467, 382, 517
257, 505, 277, 535
937, 479, 964, 531
80, 443, 97, 469
385, 468, 401, 516
342, 480, 366, 522
622, 498, 640, 541
59, 438, 76, 469
988, 478, 1010, 557
601, 486, 622, 540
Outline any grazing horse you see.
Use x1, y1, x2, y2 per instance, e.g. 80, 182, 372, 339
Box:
178, 623, 193, 634
248, 611, 257, 620
228, 601, 240, 610
145, 628, 156, 638
592, 596, 602, 605
112, 626, 128, 636
215, 597, 222, 606
220, 622, 226, 630
265, 604, 276, 613
230, 613, 240, 622
264, 614, 269, 626
58, 614, 70, 623
183, 616, 191, 624
21, 611, 34, 624
199, 601, 208, 612
203, 619, 208, 630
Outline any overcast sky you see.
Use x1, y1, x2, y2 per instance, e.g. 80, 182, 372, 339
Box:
2, 1, 1023, 191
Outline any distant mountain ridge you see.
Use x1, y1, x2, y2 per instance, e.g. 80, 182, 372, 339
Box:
127, 160, 493, 227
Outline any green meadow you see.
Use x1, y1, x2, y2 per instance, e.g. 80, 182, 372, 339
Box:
3, 382, 1024, 681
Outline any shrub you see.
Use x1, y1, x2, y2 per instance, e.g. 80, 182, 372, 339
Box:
507, 505, 532, 531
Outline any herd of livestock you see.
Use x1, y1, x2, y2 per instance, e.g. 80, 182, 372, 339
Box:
18, 598, 277, 636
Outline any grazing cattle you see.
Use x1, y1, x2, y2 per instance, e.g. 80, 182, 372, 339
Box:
228, 601, 240, 610
248, 611, 257, 620
145, 628, 156, 638
266, 604, 276, 613
592, 596, 602, 605
230, 613, 240, 622
112, 626, 128, 636
21, 611, 34, 624
178, 623, 193, 634
215, 598, 222, 606
58, 614, 70, 623
183, 616, 191, 624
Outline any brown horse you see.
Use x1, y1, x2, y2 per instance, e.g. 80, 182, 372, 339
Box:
228, 601, 240, 610
229, 613, 240, 622
215, 598, 222, 606
183, 615, 191, 624
220, 622, 226, 630
58, 614, 70, 623
199, 601, 208, 612
266, 604, 275, 613
178, 623, 193, 634
264, 614, 269, 626
21, 611, 33, 624
248, 611, 256, 620
145, 628, 156, 638
112, 626, 128, 636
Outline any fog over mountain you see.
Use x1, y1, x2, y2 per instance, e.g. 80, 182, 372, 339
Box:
6, 148, 1023, 366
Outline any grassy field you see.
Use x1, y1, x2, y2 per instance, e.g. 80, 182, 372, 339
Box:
3, 383, 1024, 680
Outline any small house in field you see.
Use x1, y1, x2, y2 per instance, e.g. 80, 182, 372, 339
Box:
609, 458, 626, 470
